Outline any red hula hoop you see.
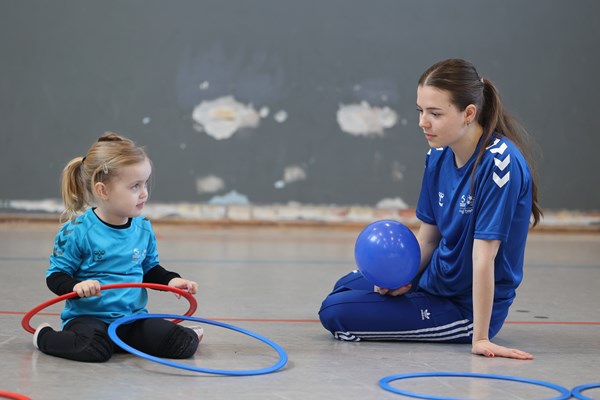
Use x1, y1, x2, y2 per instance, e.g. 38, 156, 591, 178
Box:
0, 390, 32, 400
21, 283, 197, 334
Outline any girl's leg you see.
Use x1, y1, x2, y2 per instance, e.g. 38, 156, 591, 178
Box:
319, 273, 473, 343
118, 318, 199, 359
35, 316, 114, 362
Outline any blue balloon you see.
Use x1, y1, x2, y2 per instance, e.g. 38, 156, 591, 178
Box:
354, 220, 421, 289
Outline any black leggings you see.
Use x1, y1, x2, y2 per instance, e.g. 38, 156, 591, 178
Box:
37, 316, 199, 362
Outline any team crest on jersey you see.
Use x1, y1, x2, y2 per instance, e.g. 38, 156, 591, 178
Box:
93, 249, 105, 262
438, 192, 445, 207
132, 248, 146, 264
459, 194, 474, 214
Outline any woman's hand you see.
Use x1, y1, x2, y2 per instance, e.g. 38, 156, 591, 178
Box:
375, 283, 412, 296
73, 280, 101, 297
472, 339, 533, 360
168, 277, 198, 297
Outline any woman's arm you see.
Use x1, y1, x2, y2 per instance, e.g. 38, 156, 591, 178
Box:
471, 238, 533, 360
416, 222, 441, 274
471, 238, 498, 345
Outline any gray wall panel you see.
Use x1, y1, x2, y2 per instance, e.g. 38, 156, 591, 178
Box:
1, 0, 598, 211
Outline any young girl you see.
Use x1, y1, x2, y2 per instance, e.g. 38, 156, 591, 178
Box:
34, 132, 203, 362
319, 58, 542, 360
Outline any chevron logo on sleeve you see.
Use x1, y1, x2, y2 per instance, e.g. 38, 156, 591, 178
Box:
493, 171, 510, 188
494, 154, 510, 171
488, 140, 510, 188
489, 142, 507, 155
485, 138, 500, 149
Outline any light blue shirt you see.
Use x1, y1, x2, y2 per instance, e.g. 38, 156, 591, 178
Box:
47, 208, 160, 325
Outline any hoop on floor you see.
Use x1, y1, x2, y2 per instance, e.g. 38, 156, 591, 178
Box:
379, 372, 571, 400
108, 313, 288, 376
571, 382, 600, 400
0, 390, 32, 400
21, 283, 197, 333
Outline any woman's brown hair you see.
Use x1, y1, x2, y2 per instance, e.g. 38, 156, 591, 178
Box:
418, 58, 542, 226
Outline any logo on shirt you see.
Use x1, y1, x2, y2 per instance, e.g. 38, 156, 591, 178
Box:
438, 192, 445, 207
93, 249, 105, 262
459, 194, 474, 215
132, 248, 146, 264
54, 223, 75, 257
421, 309, 431, 320
487, 138, 511, 188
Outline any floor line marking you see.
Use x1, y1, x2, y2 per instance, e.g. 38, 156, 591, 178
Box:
1, 311, 599, 325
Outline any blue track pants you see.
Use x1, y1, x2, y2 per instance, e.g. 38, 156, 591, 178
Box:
319, 271, 504, 343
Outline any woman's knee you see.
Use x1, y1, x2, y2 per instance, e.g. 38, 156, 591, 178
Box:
318, 293, 360, 335
333, 270, 372, 291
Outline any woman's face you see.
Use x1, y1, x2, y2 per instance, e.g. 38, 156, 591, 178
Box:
416, 85, 469, 149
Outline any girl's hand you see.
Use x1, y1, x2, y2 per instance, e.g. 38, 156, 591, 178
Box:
472, 339, 533, 360
168, 278, 198, 297
375, 283, 412, 297
73, 280, 101, 298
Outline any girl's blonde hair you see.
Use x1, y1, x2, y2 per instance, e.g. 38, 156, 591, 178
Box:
61, 132, 149, 221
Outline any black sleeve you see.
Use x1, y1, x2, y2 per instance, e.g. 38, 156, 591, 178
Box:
46, 272, 81, 296
143, 264, 181, 286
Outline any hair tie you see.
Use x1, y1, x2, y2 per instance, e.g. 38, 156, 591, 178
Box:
480, 77, 484, 84
81, 156, 86, 165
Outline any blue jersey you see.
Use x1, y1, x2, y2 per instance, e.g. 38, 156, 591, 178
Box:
47, 208, 160, 325
416, 135, 533, 322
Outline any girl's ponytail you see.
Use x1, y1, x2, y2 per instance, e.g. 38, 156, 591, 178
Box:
61, 157, 88, 221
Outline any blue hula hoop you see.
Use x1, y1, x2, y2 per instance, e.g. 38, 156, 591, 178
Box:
572, 382, 600, 400
379, 372, 571, 400
108, 313, 287, 376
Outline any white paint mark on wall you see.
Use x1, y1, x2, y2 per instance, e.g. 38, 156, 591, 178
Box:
274, 165, 307, 189
142, 117, 151, 125
180, 143, 187, 150
199, 81, 210, 90
196, 175, 225, 194
259, 106, 270, 118
376, 197, 409, 209
208, 190, 250, 205
6, 199, 63, 213
337, 102, 397, 137
284, 165, 306, 182
274, 110, 288, 123
391, 161, 405, 181
192, 96, 261, 140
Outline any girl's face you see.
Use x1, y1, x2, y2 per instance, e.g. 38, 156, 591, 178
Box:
96, 159, 151, 225
416, 85, 470, 149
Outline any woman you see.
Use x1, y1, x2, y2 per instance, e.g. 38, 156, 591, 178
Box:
319, 58, 541, 360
